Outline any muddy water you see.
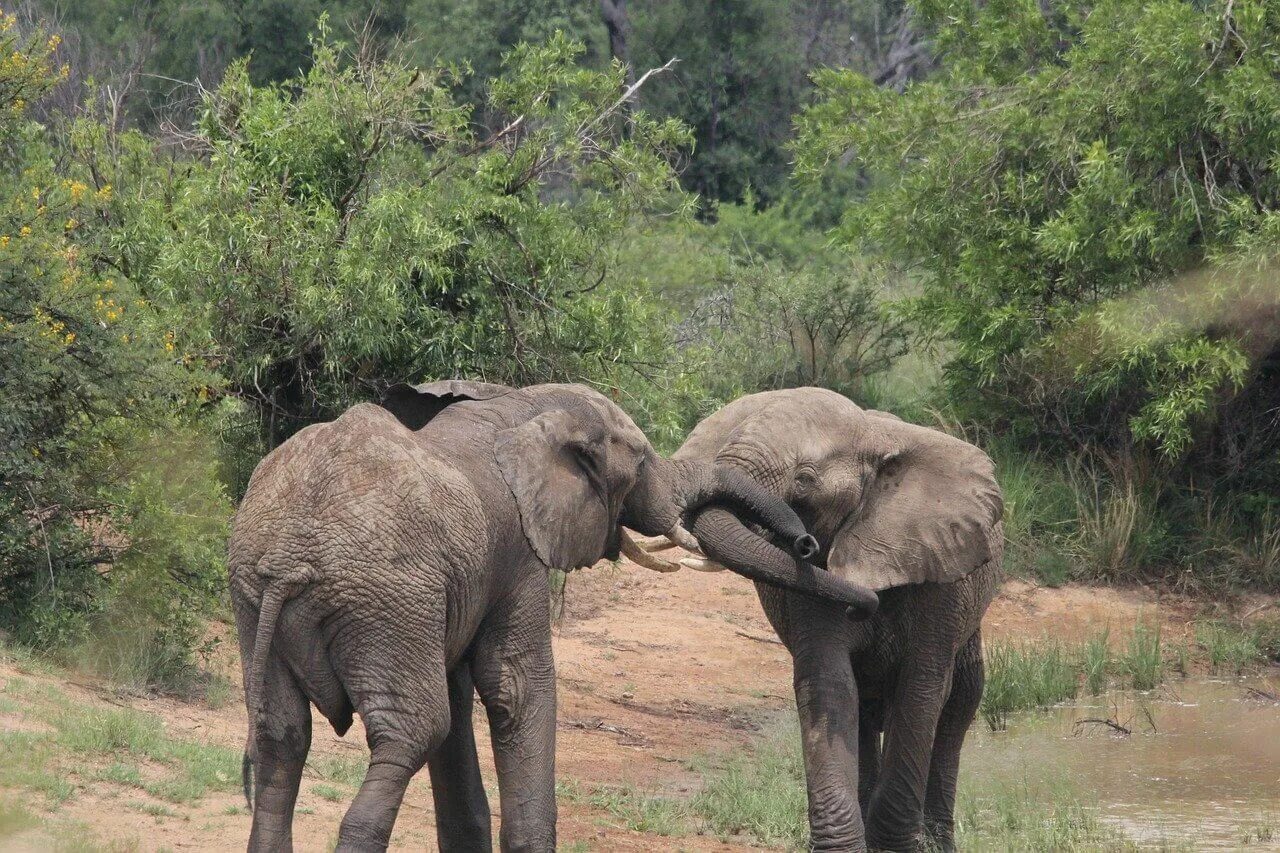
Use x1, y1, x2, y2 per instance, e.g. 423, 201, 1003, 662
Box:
963, 673, 1280, 848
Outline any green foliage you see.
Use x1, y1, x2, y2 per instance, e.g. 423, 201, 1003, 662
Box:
981, 639, 1079, 731
689, 719, 809, 848
0, 13, 228, 675
133, 27, 691, 447
798, 0, 1280, 471
1121, 621, 1163, 690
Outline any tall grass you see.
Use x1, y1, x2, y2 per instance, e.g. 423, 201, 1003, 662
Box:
977, 618, 1273, 730
1082, 629, 1111, 695
981, 641, 1078, 730
987, 439, 1280, 594
956, 778, 1140, 852
1123, 622, 1163, 690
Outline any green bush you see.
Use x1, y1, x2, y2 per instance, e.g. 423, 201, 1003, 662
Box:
0, 14, 227, 680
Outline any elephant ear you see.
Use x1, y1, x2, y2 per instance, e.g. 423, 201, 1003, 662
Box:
380, 379, 512, 430
495, 408, 611, 570
829, 423, 1003, 590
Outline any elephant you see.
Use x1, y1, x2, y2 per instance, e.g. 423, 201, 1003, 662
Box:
670, 387, 1003, 852
228, 380, 881, 852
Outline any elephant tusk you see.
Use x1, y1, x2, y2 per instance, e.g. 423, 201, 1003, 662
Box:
679, 556, 728, 573
619, 529, 682, 573
664, 523, 705, 555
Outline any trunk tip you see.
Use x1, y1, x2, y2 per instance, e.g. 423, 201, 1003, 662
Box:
793, 534, 819, 561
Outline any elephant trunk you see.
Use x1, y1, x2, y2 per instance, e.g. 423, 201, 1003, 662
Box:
676, 461, 818, 560
688, 506, 880, 617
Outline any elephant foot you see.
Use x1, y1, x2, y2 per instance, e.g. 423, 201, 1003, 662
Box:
923, 819, 956, 853
865, 825, 926, 853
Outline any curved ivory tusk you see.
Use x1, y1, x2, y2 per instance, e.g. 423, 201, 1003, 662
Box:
665, 523, 704, 555
680, 556, 728, 573
619, 528, 682, 572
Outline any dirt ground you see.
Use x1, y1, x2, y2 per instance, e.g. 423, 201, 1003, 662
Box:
0, 556, 1260, 852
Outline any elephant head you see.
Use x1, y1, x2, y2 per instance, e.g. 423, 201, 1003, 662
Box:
380, 381, 877, 613
674, 387, 1003, 591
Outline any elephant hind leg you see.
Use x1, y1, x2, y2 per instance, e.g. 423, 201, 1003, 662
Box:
247, 654, 312, 852
427, 662, 492, 852
924, 631, 984, 853
334, 617, 451, 852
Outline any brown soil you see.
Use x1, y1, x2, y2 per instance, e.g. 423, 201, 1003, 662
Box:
0, 560, 1271, 851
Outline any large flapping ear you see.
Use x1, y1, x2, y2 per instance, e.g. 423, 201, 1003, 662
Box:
828, 421, 1003, 590
380, 380, 512, 430
495, 408, 611, 570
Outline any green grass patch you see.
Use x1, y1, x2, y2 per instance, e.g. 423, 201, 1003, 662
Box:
0, 673, 238, 808
1197, 620, 1269, 675
0, 798, 39, 838
956, 778, 1139, 851
1082, 629, 1111, 695
689, 721, 808, 848
312, 784, 345, 803
1121, 622, 1163, 691
981, 640, 1079, 730
312, 753, 366, 787
558, 781, 691, 836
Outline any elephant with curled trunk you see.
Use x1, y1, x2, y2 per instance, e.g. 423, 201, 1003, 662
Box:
229, 381, 879, 852
672, 387, 1003, 852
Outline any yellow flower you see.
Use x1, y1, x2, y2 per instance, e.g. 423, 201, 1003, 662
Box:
0, 236, 8, 248
30, 186, 38, 200
95, 184, 113, 201
18, 225, 30, 237
64, 217, 77, 230
47, 35, 61, 50
64, 332, 75, 344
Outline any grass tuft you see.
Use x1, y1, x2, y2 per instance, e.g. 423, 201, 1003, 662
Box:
981, 640, 1078, 730
1122, 621, 1163, 690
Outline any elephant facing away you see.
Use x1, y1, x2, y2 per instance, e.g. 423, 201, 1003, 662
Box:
673, 388, 1003, 852
228, 381, 880, 852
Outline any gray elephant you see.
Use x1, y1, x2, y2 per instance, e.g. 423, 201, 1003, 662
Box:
671, 387, 1003, 852
228, 381, 880, 852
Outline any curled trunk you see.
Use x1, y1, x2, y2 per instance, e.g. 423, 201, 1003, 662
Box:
688, 506, 879, 617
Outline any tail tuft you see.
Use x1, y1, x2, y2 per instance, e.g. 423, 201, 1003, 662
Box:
242, 751, 254, 811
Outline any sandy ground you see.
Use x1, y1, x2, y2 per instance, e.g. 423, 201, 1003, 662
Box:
0, 557, 1262, 852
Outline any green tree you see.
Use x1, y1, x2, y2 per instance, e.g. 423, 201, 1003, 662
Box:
0, 12, 228, 665
128, 27, 691, 449
798, 0, 1280, 479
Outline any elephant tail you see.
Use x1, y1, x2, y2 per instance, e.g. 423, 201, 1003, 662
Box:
242, 579, 291, 811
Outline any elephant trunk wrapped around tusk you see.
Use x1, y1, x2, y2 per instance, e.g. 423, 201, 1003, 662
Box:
619, 524, 709, 572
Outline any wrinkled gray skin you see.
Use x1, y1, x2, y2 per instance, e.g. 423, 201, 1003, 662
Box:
675, 388, 1004, 852
229, 381, 880, 853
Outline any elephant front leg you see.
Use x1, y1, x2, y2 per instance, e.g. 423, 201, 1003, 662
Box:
857, 698, 883, 825
473, 579, 557, 852
791, 631, 866, 852
427, 662, 493, 852
865, 654, 955, 851
924, 632, 984, 853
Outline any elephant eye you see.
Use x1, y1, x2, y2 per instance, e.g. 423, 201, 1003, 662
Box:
793, 465, 819, 495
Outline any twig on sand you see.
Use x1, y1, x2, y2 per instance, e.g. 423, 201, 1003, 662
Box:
734, 629, 782, 646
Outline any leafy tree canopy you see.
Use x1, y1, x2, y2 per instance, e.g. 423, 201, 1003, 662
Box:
798, 0, 1280, 473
